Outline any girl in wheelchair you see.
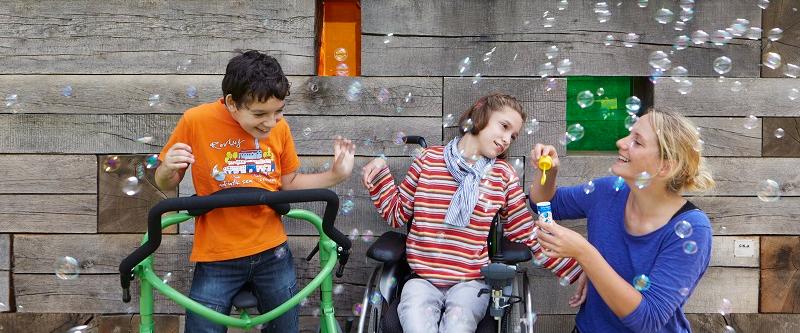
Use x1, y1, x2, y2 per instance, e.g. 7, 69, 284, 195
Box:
361, 93, 583, 332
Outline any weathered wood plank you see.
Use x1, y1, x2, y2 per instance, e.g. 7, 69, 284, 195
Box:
0, 155, 96, 193
763, 117, 800, 157
526, 156, 800, 197
443, 77, 566, 158
98, 155, 178, 233
0, 1, 316, 75
762, 0, 800, 78
0, 234, 9, 270
362, 1, 761, 76
656, 78, 800, 117
684, 267, 759, 314
0, 195, 96, 233
0, 313, 95, 332
529, 266, 758, 315
97, 314, 181, 333
0, 76, 442, 118
692, 117, 762, 157
0, 114, 442, 155
711, 236, 759, 268
760, 236, 800, 313
0, 271, 9, 312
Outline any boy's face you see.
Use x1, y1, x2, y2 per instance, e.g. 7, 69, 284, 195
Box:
225, 95, 285, 139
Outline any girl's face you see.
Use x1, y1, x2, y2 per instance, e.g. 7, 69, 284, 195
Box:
612, 113, 663, 181
475, 106, 523, 159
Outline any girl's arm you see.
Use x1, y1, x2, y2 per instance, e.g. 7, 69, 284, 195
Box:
363, 153, 424, 228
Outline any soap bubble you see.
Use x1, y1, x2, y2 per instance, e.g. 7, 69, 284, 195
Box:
66, 325, 90, 333
745, 27, 763, 40
394, 131, 407, 145
176, 59, 192, 72
340, 199, 355, 216
775, 128, 785, 139
472, 73, 483, 85
648, 51, 671, 70
566, 123, 585, 142
655, 8, 674, 24
557, 59, 573, 75
757, 179, 781, 202
376, 87, 391, 104
369, 291, 382, 305
670, 66, 688, 82
577, 90, 594, 108
713, 56, 732, 75
784, 64, 800, 78
743, 115, 758, 129
362, 229, 375, 243
4, 94, 18, 107
724, 325, 736, 333
162, 272, 173, 284
62, 85, 74, 97
538, 62, 555, 77
679, 8, 694, 22
55, 256, 80, 280
122, 176, 142, 196
335, 63, 349, 76
145, 154, 159, 169
545, 45, 559, 60
383, 33, 394, 44
763, 52, 782, 70
443, 114, 456, 128
674, 21, 686, 31
186, 85, 198, 98
635, 171, 652, 189
623, 33, 639, 47
680, 0, 695, 10
677, 79, 693, 94
524, 119, 540, 135
583, 180, 595, 194
352, 303, 364, 316
594, 3, 612, 22
719, 298, 733, 315
679, 287, 691, 296
510, 157, 525, 176
730, 18, 750, 36
333, 284, 345, 294
303, 127, 312, 137
691, 30, 709, 44
275, 246, 287, 259
625, 96, 641, 114
545, 78, 558, 91
148, 94, 161, 107
638, 0, 648, 7
731, 80, 743, 92
334, 48, 348, 62
632, 274, 651, 291
345, 80, 363, 102
711, 29, 733, 46
458, 57, 471, 75
557, 0, 569, 10
758, 0, 769, 10
682, 240, 698, 254
790, 88, 800, 101
673, 35, 691, 50
461, 118, 474, 133
674, 220, 693, 238
624, 114, 638, 130
768, 28, 783, 41
604, 34, 615, 46
596, 87, 605, 96
103, 156, 121, 173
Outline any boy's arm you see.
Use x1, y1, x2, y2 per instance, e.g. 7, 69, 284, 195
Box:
155, 142, 193, 191
281, 136, 355, 190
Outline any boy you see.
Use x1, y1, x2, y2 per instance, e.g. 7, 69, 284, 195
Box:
155, 50, 355, 332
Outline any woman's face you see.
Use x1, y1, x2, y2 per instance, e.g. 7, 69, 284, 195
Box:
612, 114, 663, 182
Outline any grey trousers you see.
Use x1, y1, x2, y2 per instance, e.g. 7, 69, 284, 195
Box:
397, 278, 490, 333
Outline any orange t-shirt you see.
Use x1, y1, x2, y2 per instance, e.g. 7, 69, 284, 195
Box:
160, 98, 300, 262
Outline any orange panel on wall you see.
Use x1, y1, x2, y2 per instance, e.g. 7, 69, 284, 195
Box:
318, 0, 360, 76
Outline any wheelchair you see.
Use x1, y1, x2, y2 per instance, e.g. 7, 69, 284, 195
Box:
355, 136, 536, 333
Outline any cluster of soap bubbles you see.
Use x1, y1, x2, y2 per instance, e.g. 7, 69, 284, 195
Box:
102, 154, 161, 196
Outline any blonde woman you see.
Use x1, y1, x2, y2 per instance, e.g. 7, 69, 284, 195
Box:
529, 108, 715, 333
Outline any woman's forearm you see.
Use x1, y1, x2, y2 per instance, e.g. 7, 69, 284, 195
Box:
578, 246, 642, 318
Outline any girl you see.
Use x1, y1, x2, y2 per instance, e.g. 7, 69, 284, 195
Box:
530, 107, 715, 332
361, 93, 583, 333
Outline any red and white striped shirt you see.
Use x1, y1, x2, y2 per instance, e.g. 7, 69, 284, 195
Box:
368, 146, 583, 287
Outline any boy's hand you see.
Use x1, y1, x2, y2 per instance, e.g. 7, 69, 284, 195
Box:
162, 143, 195, 172
530, 143, 560, 171
331, 136, 356, 181
361, 157, 387, 190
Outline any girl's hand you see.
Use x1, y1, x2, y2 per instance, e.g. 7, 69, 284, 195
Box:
331, 136, 356, 181
534, 218, 590, 261
530, 143, 560, 171
361, 157, 387, 190
569, 273, 589, 308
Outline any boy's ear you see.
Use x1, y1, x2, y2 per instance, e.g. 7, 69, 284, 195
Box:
224, 94, 236, 112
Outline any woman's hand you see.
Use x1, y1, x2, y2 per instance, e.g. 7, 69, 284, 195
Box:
530, 143, 560, 171
569, 273, 589, 308
534, 218, 591, 261
361, 157, 387, 190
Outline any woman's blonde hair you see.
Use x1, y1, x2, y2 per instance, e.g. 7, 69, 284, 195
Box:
645, 107, 715, 193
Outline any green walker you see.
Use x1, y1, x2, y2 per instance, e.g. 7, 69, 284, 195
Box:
119, 188, 353, 333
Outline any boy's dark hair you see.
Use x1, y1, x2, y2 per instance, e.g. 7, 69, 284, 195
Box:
222, 50, 290, 108
457, 93, 526, 159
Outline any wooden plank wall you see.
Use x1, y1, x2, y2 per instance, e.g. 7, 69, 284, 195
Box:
1, 0, 799, 332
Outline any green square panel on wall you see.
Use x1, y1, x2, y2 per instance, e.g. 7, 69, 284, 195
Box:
566, 76, 650, 152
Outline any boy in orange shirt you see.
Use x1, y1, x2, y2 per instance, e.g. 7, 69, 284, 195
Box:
155, 50, 355, 332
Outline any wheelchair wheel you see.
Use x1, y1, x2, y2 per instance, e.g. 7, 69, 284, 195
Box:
517, 271, 534, 333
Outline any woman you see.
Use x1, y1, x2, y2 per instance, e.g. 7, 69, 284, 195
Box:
529, 108, 715, 332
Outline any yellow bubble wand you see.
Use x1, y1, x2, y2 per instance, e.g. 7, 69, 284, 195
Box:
538, 155, 552, 185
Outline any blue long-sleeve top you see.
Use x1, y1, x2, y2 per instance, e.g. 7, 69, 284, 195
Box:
544, 176, 712, 333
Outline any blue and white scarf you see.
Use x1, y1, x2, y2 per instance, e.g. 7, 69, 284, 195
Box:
443, 137, 495, 227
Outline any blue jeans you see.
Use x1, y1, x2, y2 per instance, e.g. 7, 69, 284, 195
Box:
185, 242, 299, 333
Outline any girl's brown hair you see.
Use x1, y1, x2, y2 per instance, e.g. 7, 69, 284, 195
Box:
457, 93, 526, 159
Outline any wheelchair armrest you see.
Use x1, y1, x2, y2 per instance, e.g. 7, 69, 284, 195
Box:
366, 231, 407, 263
498, 238, 532, 264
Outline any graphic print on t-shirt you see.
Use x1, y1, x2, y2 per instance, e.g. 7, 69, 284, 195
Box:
210, 136, 278, 189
